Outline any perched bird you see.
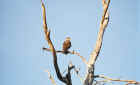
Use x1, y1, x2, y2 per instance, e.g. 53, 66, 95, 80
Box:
62, 37, 71, 54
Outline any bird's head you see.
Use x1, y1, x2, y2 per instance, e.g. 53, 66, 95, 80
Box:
65, 37, 71, 41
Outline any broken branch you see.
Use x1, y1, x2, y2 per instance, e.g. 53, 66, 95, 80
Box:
94, 74, 140, 85
45, 70, 57, 85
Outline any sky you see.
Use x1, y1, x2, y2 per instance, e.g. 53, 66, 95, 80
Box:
0, 0, 139, 85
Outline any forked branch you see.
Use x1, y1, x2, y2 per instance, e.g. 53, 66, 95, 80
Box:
41, 0, 73, 85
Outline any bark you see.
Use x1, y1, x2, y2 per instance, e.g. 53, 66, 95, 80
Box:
41, 1, 73, 85
84, 0, 110, 85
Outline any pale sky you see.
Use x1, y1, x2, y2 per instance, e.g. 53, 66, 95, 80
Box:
0, 0, 139, 85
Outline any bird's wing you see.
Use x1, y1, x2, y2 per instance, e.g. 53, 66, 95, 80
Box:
62, 40, 71, 51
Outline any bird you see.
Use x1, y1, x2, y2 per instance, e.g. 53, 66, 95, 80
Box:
62, 37, 71, 54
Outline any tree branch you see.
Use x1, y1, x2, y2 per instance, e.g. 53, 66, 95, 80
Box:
94, 74, 140, 85
73, 67, 84, 83
45, 70, 57, 85
84, 0, 110, 85
88, 0, 110, 68
43, 47, 88, 66
41, 0, 74, 85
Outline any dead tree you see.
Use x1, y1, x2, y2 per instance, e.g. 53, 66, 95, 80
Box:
40, 0, 140, 85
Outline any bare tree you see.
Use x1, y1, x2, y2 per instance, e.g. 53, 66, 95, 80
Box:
40, 0, 140, 85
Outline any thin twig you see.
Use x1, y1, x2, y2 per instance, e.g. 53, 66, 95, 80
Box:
45, 70, 57, 85
43, 47, 88, 66
95, 74, 140, 85
74, 67, 84, 83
